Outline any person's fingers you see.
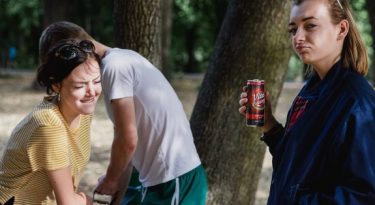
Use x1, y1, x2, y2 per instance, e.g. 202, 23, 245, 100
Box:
240, 92, 247, 98
77, 192, 86, 200
239, 86, 249, 116
239, 106, 246, 115
239, 98, 247, 106
75, 192, 87, 205
95, 185, 112, 195
94, 177, 105, 194
94, 177, 119, 196
94, 184, 103, 194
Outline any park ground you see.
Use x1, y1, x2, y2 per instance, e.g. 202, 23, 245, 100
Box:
0, 69, 301, 205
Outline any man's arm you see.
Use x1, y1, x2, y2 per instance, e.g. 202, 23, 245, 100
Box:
95, 97, 138, 196
111, 165, 133, 205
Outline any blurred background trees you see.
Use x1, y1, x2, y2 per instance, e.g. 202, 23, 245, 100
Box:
0, 0, 373, 82
0, 1, 375, 204
0, 0, 114, 69
0, 0, 42, 68
0, 0, 227, 75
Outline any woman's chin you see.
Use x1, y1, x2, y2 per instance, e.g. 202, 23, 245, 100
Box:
80, 107, 96, 115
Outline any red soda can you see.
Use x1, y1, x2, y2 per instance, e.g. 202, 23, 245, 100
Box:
246, 79, 265, 127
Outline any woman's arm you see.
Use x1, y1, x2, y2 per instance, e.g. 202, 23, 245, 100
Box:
239, 90, 285, 155
47, 167, 92, 205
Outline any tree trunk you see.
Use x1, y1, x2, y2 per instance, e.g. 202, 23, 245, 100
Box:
184, 25, 198, 73
42, 0, 75, 26
365, 0, 375, 84
113, 0, 162, 69
215, 0, 228, 33
161, 0, 173, 79
190, 0, 292, 204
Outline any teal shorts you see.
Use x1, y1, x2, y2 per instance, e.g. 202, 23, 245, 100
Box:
140, 165, 208, 205
121, 169, 142, 205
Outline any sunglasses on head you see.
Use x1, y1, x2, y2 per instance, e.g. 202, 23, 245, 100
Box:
54, 40, 95, 61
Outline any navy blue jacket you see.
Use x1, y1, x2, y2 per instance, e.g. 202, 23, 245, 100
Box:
263, 61, 375, 204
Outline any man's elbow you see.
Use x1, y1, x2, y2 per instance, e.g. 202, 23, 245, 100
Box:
117, 132, 138, 154
124, 138, 137, 153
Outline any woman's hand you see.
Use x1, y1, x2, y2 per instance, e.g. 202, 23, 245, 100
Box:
238, 87, 278, 132
47, 167, 92, 205
238, 89, 247, 116
76, 192, 93, 205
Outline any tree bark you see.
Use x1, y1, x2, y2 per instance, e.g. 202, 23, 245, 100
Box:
42, 0, 75, 27
190, 0, 292, 204
215, 0, 228, 33
161, 0, 173, 78
365, 0, 375, 84
184, 25, 198, 73
114, 0, 162, 69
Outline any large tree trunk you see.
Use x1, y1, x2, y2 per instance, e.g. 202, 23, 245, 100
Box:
184, 25, 198, 73
190, 0, 292, 204
113, 0, 162, 69
215, 0, 228, 33
42, 0, 75, 26
365, 0, 375, 84
161, 0, 173, 78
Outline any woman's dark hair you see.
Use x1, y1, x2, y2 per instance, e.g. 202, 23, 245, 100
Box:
39, 21, 94, 64
37, 39, 100, 95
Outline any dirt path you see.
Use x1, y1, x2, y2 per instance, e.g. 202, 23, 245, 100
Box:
0, 71, 301, 204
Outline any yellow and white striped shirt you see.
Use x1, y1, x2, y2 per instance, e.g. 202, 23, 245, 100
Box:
0, 96, 92, 204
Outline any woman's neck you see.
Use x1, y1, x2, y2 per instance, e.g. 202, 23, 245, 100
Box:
312, 54, 341, 79
57, 103, 80, 129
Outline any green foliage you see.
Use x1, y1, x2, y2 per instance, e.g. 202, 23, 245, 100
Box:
2, 0, 371, 78
286, 54, 304, 81
0, 0, 113, 70
350, 0, 373, 78
0, 0, 224, 75
171, 0, 228, 73
4, 0, 41, 35
0, 0, 42, 69
69, 0, 114, 47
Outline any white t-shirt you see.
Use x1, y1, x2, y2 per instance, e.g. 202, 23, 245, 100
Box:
101, 48, 201, 187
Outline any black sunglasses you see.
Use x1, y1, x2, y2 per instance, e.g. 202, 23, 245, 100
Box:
54, 40, 95, 61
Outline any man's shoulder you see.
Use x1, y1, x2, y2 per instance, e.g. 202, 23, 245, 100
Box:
103, 48, 158, 75
105, 48, 144, 60
104, 48, 149, 67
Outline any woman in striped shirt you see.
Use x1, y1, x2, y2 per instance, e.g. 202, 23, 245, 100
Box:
0, 39, 102, 205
